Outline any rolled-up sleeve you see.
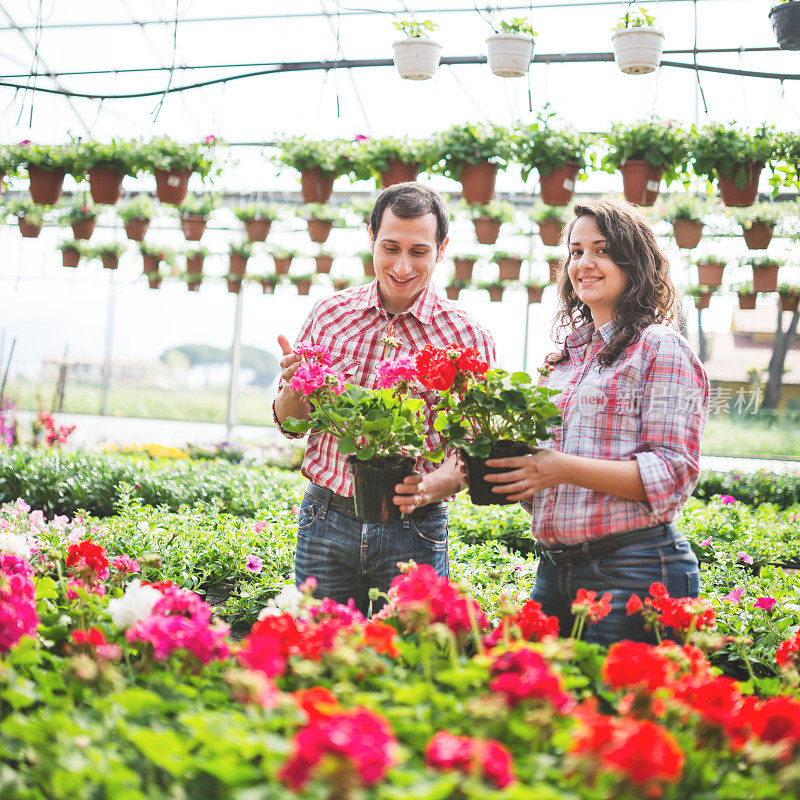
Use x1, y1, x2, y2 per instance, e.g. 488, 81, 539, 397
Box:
633, 335, 709, 519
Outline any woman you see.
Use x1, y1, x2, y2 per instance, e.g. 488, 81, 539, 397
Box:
485, 199, 709, 646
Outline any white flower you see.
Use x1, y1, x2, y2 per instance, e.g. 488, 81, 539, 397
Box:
257, 584, 303, 619
107, 579, 161, 628
0, 530, 32, 559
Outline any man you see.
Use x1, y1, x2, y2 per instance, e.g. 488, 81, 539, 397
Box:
274, 182, 495, 614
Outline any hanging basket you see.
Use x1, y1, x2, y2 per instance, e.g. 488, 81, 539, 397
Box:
294, 278, 312, 296
17, 217, 42, 238
186, 254, 205, 276
487, 285, 504, 302
496, 257, 522, 281
780, 293, 800, 313
101, 253, 119, 270
274, 256, 293, 275
751, 264, 779, 293
392, 37, 442, 80
538, 162, 579, 206
315, 255, 334, 274
61, 249, 80, 269
770, 2, 800, 50
445, 285, 461, 301
527, 285, 544, 304
472, 216, 501, 245
227, 278, 243, 295
88, 164, 125, 204
694, 291, 713, 310
717, 162, 763, 207
124, 218, 150, 242
142, 254, 160, 275
620, 160, 664, 206
379, 160, 420, 187
307, 219, 333, 244
154, 169, 191, 205
738, 292, 757, 310
486, 32, 534, 78
260, 278, 277, 294
229, 253, 248, 276
71, 219, 96, 240
673, 219, 704, 249
539, 217, 565, 247
300, 167, 335, 203
742, 222, 774, 250
611, 26, 665, 75
459, 161, 498, 204
148, 275, 162, 290
28, 165, 65, 205
696, 260, 725, 288
244, 219, 271, 242
181, 215, 207, 241
453, 258, 476, 281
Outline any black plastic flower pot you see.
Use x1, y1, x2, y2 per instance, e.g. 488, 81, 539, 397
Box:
770, 2, 800, 50
461, 440, 535, 506
348, 455, 415, 523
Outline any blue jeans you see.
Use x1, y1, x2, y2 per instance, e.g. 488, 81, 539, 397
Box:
532, 525, 700, 647
294, 487, 449, 616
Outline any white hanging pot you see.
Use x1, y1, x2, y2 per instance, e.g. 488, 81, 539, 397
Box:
392, 37, 442, 80
611, 26, 665, 75
486, 32, 534, 78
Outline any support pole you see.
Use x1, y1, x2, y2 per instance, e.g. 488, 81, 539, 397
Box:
226, 287, 245, 438
99, 271, 117, 416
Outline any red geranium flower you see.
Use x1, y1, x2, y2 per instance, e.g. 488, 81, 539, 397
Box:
489, 647, 575, 712
425, 731, 515, 788
485, 599, 559, 647
603, 640, 676, 693
65, 539, 110, 582
776, 632, 800, 671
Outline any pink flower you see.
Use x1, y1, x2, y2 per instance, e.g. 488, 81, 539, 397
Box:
291, 504, 299, 515
112, 555, 140, 574
375, 356, 417, 389
489, 647, 575, 712
699, 538, 712, 547
738, 551, 754, 566
251, 521, 269, 533
289, 362, 344, 396
754, 596, 777, 612
203, 134, 217, 144
18, 139, 31, 146
246, 555, 263, 573
722, 588, 745, 604
426, 731, 515, 788
720, 495, 737, 505
293, 343, 332, 365
0, 555, 38, 654
354, 134, 370, 142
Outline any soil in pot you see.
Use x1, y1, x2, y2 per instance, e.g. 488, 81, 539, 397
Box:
459, 161, 498, 204
379, 160, 420, 187
473, 216, 501, 245
717, 162, 763, 207
751, 265, 779, 294
697, 261, 725, 288
181, 215, 207, 241
539, 217, 565, 247
738, 292, 757, 310
300, 167, 334, 203
244, 219, 271, 242
17, 218, 42, 238
497, 258, 522, 281
71, 219, 96, 240
454, 258, 475, 281
61, 249, 80, 268
742, 222, 774, 250
154, 169, 191, 205
307, 219, 333, 244
348, 455, 415, 523
620, 160, 664, 206
28, 165, 65, 205
538, 162, 579, 206
673, 219, 704, 249
124, 218, 150, 241
461, 440, 535, 506
88, 165, 125, 204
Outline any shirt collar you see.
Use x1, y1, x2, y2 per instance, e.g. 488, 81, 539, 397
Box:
353, 279, 437, 325
565, 319, 620, 365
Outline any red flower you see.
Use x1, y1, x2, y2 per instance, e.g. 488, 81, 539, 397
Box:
362, 620, 399, 657
602, 641, 676, 693
489, 647, 574, 712
414, 345, 457, 391
425, 731, 515, 788
70, 627, 121, 661
625, 594, 643, 615
572, 588, 612, 624
632, 583, 716, 637
752, 695, 800, 754
65, 539, 110, 582
293, 686, 339, 721
776, 632, 800, 671
238, 613, 305, 677
485, 599, 559, 647
455, 347, 489, 377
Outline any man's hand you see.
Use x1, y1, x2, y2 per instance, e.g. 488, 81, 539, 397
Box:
273, 335, 311, 425
392, 455, 464, 514
393, 473, 428, 515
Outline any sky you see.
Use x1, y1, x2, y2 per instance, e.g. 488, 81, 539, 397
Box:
0, 0, 797, 412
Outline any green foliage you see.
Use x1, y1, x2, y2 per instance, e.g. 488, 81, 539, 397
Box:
117, 194, 155, 223
747, 255, 783, 268
601, 119, 690, 185
14, 140, 81, 174
351, 136, 438, 179
695, 468, 800, 508
299, 203, 340, 223
138, 242, 177, 265
59, 198, 99, 224
684, 284, 716, 298
662, 194, 708, 223
615, 5, 657, 29
175, 194, 217, 219
5, 197, 49, 226
88, 241, 127, 258
464, 200, 516, 223
531, 202, 571, 223
730, 201, 785, 226
228, 241, 253, 257
72, 139, 145, 176
276, 136, 355, 178
498, 18, 536, 36
140, 135, 220, 177
690, 123, 777, 185
513, 109, 592, 180
56, 240, 83, 253
232, 203, 280, 222
430, 123, 513, 180
392, 18, 437, 38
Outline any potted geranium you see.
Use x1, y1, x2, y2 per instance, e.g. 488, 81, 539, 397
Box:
185, 245, 208, 277
524, 278, 548, 304
735, 281, 757, 310
283, 347, 443, 522
314, 249, 334, 274
465, 200, 515, 245
770, 1, 800, 50
276, 137, 355, 203
140, 135, 219, 205
431, 123, 512, 204
61, 200, 99, 240
600, 119, 690, 206
8, 198, 47, 238
730, 202, 783, 250
74, 139, 143, 204
532, 203, 570, 247
418, 346, 561, 505
685, 284, 716, 310
748, 255, 782, 293
392, 19, 441, 80
486, 17, 535, 78
175, 194, 217, 241
352, 137, 435, 187
778, 283, 800, 313
493, 251, 524, 281
695, 255, 726, 288
57, 240, 82, 268
453, 253, 479, 282
118, 195, 154, 241
229, 241, 252, 276
273, 247, 296, 275
611, 5, 664, 75
301, 204, 339, 244
691, 123, 775, 207
17, 141, 79, 205
233, 204, 279, 242
513, 112, 591, 206
92, 241, 126, 270
663, 194, 707, 249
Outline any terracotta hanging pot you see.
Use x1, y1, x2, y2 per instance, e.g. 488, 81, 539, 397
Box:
672, 219, 704, 249
527, 285, 544, 304
186, 254, 205, 275
445, 285, 461, 300
187, 279, 202, 292
496, 257, 522, 281
17, 217, 42, 238
294, 279, 312, 296
61, 248, 80, 268
124, 218, 150, 242
539, 218, 565, 247
751, 263, 779, 293
362, 255, 375, 276
332, 279, 350, 291
737, 292, 757, 310
88, 164, 125, 204
300, 167, 334, 203
548, 259, 562, 284
620, 160, 664, 206
274, 256, 293, 275
453, 258, 475, 282
717, 162, 763, 207
742, 222, 774, 250
459, 161, 498, 204
180, 215, 206, 241
229, 254, 248, 276
780, 293, 800, 313
227, 278, 243, 294
538, 161, 579, 206
148, 275, 162, 290
71, 219, 96, 240
260, 279, 276, 294
487, 285, 504, 302
473, 216, 501, 245
379, 160, 420, 187
315, 255, 334, 274
307, 218, 333, 244
28, 165, 65, 205
154, 169, 191, 204
694, 291, 713, 310
101, 253, 119, 270
244, 219, 271, 242
696, 260, 725, 288
142, 254, 160, 275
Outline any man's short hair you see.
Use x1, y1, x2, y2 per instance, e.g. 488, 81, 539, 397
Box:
370, 182, 449, 248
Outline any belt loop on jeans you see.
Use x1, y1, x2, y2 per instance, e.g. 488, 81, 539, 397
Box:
317, 487, 332, 521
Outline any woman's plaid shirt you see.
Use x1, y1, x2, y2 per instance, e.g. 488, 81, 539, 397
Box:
531, 320, 709, 546
275, 280, 496, 496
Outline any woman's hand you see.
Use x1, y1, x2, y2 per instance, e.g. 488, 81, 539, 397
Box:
483, 449, 572, 501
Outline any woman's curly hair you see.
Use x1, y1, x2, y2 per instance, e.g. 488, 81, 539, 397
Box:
547, 199, 677, 367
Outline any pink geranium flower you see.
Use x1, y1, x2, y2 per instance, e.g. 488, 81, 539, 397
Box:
699, 537, 712, 547
754, 596, 776, 612
738, 551, 753, 565
722, 588, 745, 604
245, 555, 263, 573
375, 356, 417, 389
720, 495, 737, 505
